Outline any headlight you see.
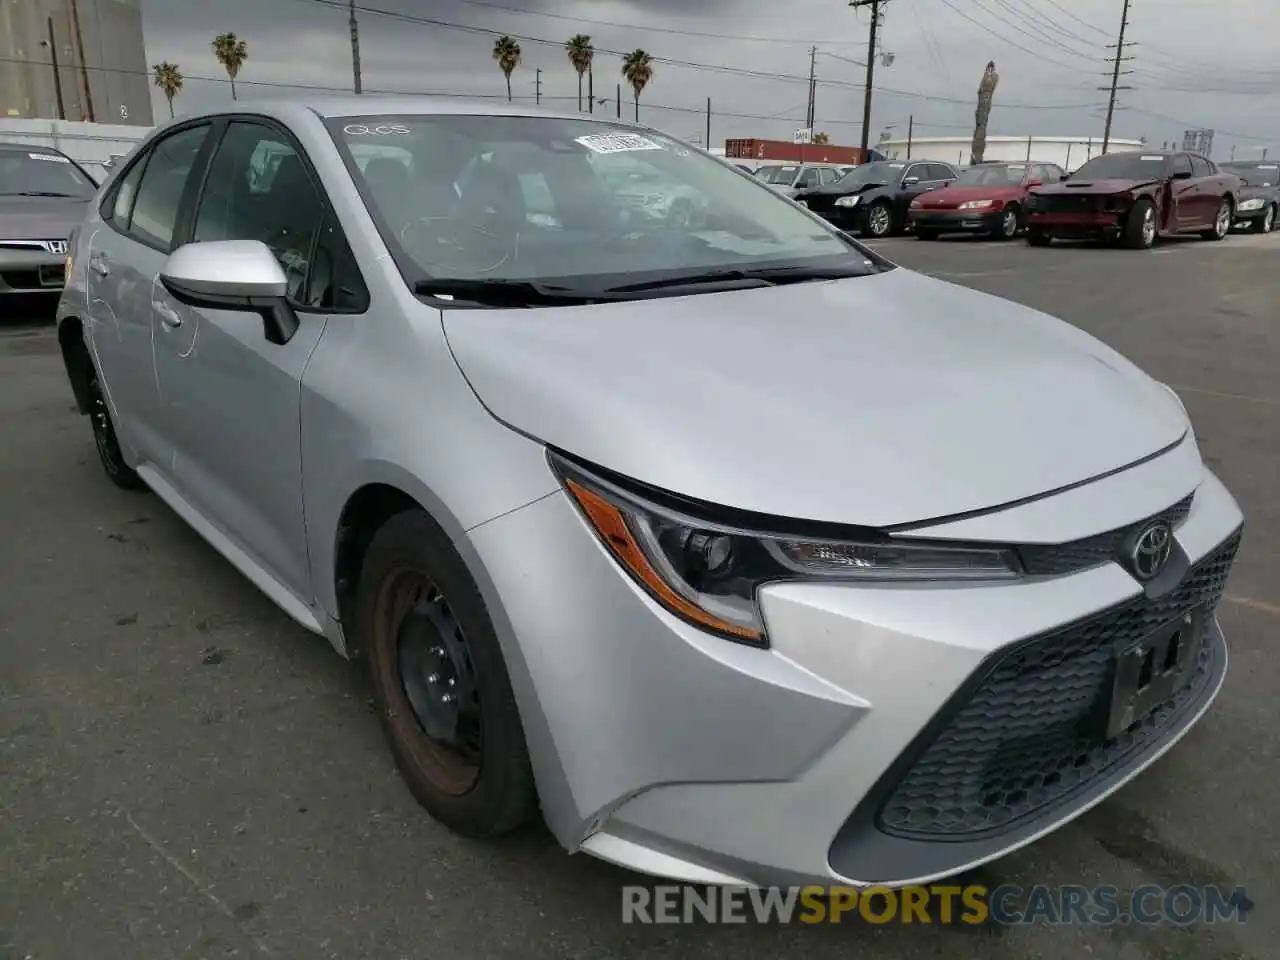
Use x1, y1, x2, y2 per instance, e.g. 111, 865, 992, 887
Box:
958, 199, 994, 210
553, 454, 1021, 646
834, 195, 861, 208
1237, 198, 1264, 211
909, 198, 922, 208
64, 254, 74, 284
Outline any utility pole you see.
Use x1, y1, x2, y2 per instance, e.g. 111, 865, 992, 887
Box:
68, 0, 94, 121
1100, 0, 1135, 154
906, 114, 913, 159
588, 68, 593, 113
706, 97, 711, 150
42, 17, 66, 121
536, 68, 542, 105
348, 0, 362, 94
616, 83, 621, 119
849, 0, 888, 157
805, 46, 817, 130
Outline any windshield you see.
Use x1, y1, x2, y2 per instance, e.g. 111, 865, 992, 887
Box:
755, 165, 800, 185
1221, 162, 1278, 187
955, 164, 1026, 186
329, 115, 869, 290
833, 162, 906, 187
1072, 153, 1168, 181
0, 149, 95, 197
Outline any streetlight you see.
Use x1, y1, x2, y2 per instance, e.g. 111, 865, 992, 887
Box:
39, 17, 67, 121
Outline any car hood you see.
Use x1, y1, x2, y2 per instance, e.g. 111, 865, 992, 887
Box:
442, 269, 1188, 527
1033, 178, 1157, 196
0, 195, 92, 241
915, 184, 1021, 207
800, 181, 885, 199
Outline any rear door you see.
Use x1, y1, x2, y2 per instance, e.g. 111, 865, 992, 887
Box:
86, 123, 213, 468
155, 117, 367, 601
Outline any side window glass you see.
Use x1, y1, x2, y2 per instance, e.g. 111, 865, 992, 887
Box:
127, 125, 209, 250
927, 164, 952, 181
796, 168, 820, 188
302, 211, 369, 311
193, 121, 325, 305
904, 165, 926, 183
818, 167, 838, 185
110, 155, 147, 227
1189, 155, 1212, 177
1171, 155, 1193, 177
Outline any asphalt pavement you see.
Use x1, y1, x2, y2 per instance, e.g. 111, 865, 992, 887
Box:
2, 231, 1277, 959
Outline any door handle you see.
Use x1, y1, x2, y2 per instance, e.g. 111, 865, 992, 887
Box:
154, 302, 182, 328
88, 252, 109, 277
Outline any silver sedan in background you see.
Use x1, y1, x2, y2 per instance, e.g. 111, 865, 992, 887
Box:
57, 98, 1242, 890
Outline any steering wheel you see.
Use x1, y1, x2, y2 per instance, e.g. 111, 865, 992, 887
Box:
398, 214, 514, 276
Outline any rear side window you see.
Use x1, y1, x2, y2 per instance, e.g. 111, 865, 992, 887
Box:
128, 125, 210, 250
927, 163, 955, 181
109, 157, 147, 226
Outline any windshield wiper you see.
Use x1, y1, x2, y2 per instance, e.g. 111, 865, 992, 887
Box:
413, 277, 621, 307
602, 263, 875, 294
4, 190, 83, 198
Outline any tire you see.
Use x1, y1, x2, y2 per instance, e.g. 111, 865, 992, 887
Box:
915, 228, 939, 241
992, 203, 1020, 240
1200, 198, 1231, 241
355, 509, 536, 838
1025, 226, 1052, 247
1123, 198, 1158, 249
1254, 204, 1275, 234
86, 366, 144, 490
861, 200, 894, 238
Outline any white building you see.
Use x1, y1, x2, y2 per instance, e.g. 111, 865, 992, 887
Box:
876, 135, 1146, 172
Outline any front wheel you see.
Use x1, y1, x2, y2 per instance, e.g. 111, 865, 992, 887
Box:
86, 367, 144, 490
861, 200, 895, 238
1025, 226, 1052, 247
1200, 199, 1231, 241
1254, 204, 1275, 233
1123, 198, 1157, 249
992, 204, 1020, 240
356, 509, 537, 838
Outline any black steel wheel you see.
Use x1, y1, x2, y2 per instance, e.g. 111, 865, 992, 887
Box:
86, 368, 144, 490
356, 509, 536, 837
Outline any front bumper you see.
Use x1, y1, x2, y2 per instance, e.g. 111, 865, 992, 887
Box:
1026, 210, 1124, 238
802, 203, 864, 231
0, 248, 66, 294
909, 208, 1001, 232
1232, 204, 1270, 228
468, 460, 1242, 889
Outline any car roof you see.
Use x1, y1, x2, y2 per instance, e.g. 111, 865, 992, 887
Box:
0, 142, 70, 156
173, 95, 620, 125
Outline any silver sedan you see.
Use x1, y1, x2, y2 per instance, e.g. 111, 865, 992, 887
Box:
57, 98, 1243, 889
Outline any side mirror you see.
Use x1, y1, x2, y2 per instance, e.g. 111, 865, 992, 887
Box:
902, 176, 920, 186
1025, 178, 1042, 188
160, 240, 299, 344
1171, 170, 1193, 180
1060, 173, 1070, 181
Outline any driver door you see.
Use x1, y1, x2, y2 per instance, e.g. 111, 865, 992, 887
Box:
1167, 154, 1198, 229
153, 119, 335, 601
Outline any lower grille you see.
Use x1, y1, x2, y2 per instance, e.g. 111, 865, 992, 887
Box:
877, 530, 1240, 839
1035, 194, 1100, 214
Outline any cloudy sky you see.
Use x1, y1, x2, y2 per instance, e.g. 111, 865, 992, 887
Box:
141, 0, 1279, 158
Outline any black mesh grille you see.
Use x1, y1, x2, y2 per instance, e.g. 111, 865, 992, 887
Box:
1018, 493, 1195, 577
877, 530, 1240, 839
1036, 193, 1101, 214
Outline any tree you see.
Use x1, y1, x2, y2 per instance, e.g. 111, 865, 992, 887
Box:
621, 49, 654, 121
970, 60, 999, 164
152, 61, 184, 119
812, 131, 830, 145
493, 36, 521, 102
211, 32, 248, 101
565, 34, 594, 112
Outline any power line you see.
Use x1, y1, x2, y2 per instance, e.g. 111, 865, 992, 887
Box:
934, 0, 1090, 73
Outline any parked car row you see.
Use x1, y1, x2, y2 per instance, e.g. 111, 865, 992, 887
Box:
777, 148, 1277, 250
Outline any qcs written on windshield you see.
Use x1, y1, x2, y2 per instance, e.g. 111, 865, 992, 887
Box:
344, 123, 411, 136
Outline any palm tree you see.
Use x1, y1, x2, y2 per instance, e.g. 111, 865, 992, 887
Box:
152, 61, 184, 119
565, 34, 594, 112
812, 131, 830, 145
970, 60, 1000, 164
492, 36, 521, 102
211, 32, 248, 101
621, 49, 653, 121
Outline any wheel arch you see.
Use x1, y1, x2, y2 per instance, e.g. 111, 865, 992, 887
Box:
57, 314, 92, 414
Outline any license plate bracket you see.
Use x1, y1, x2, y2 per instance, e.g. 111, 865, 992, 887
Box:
1105, 607, 1204, 740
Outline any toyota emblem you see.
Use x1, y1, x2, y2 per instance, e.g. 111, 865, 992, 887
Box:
1129, 521, 1173, 581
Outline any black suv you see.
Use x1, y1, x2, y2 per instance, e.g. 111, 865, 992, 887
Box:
793, 160, 958, 237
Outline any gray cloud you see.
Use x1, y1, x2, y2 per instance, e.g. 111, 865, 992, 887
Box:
140, 0, 1280, 156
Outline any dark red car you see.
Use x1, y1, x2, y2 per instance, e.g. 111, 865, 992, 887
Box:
908, 161, 1068, 240
1025, 150, 1240, 249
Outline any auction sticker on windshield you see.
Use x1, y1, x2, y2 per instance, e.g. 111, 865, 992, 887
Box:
576, 133, 664, 154
29, 153, 70, 162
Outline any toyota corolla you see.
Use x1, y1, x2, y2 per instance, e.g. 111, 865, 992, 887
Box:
56, 99, 1242, 890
